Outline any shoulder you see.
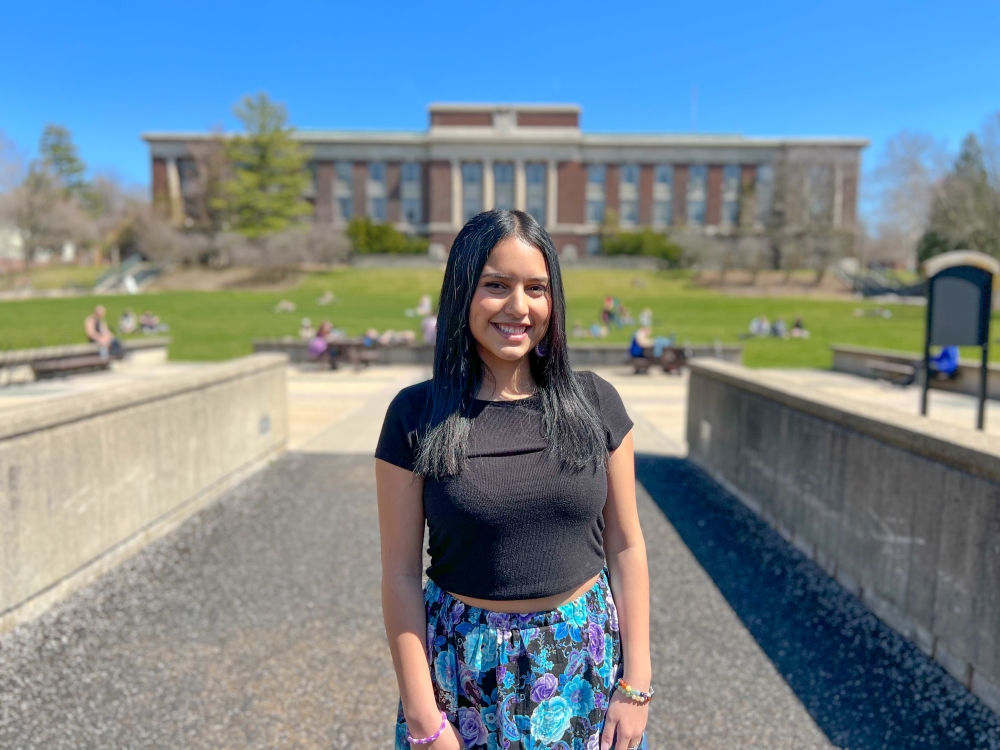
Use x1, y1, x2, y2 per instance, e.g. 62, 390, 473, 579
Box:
386, 379, 433, 419
574, 370, 623, 407
574, 370, 632, 449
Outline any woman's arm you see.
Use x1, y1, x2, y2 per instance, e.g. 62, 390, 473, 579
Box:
600, 431, 651, 750
376, 459, 461, 747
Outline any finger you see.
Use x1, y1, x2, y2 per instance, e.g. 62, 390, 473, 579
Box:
600, 719, 618, 750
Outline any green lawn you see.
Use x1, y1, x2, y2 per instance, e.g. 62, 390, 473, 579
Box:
0, 264, 106, 291
0, 268, 967, 368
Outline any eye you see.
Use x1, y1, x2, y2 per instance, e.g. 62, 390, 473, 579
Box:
484, 281, 506, 290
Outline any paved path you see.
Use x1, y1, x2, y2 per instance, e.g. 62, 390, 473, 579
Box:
1, 364, 997, 748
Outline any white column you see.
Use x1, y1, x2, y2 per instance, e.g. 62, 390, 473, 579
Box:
547, 160, 559, 229
515, 159, 527, 211
483, 159, 494, 211
833, 163, 844, 228
451, 159, 462, 227
165, 157, 183, 225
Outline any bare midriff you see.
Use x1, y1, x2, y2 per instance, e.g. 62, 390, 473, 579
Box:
446, 572, 603, 614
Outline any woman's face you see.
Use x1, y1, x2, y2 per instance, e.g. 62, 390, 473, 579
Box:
469, 236, 552, 365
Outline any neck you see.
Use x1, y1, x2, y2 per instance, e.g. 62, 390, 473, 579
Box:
476, 349, 536, 401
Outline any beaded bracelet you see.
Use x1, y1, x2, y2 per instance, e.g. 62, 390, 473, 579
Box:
617, 678, 655, 704
405, 711, 447, 745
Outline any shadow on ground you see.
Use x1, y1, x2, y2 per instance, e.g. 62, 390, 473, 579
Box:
635, 455, 1000, 750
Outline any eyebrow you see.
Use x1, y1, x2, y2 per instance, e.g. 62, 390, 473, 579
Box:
480, 272, 550, 283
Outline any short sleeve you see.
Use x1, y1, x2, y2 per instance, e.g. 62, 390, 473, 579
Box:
374, 385, 425, 472
586, 372, 633, 451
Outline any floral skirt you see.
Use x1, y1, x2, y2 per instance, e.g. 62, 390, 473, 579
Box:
394, 568, 647, 750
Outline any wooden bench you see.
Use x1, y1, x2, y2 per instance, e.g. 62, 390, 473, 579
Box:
31, 355, 114, 379
865, 358, 916, 386
630, 347, 688, 375
0, 337, 170, 386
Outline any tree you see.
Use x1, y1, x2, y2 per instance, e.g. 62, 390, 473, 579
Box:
601, 226, 682, 265
0, 130, 24, 193
346, 216, 428, 254
919, 133, 1000, 262
1, 166, 92, 269
39, 124, 98, 213
222, 93, 312, 238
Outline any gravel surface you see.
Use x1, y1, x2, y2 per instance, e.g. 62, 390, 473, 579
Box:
636, 455, 1000, 750
2, 452, 995, 749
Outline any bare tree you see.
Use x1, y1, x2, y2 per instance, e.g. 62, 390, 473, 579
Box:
867, 131, 948, 266
0, 167, 93, 270
0, 131, 24, 193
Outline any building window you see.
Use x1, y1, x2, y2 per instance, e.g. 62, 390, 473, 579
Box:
807, 164, 834, 224
586, 164, 606, 223
586, 235, 602, 256
176, 158, 199, 220
335, 161, 352, 221
653, 165, 673, 226
755, 164, 774, 226
401, 162, 422, 224
494, 163, 515, 211
368, 162, 386, 221
526, 163, 547, 223
462, 162, 483, 222
687, 165, 707, 225
721, 165, 740, 226
619, 164, 639, 226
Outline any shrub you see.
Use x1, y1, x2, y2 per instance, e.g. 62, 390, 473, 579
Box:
602, 228, 683, 266
346, 217, 429, 254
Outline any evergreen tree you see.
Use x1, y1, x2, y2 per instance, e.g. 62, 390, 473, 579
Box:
221, 93, 311, 238
919, 134, 1000, 261
39, 124, 88, 197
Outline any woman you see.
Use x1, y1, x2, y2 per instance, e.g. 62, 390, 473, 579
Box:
376, 210, 652, 750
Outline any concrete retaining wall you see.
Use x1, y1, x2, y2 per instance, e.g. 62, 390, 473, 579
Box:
832, 344, 1000, 400
686, 359, 1000, 714
252, 339, 742, 368
0, 353, 288, 633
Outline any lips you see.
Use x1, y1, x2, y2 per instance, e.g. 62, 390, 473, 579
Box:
491, 322, 531, 342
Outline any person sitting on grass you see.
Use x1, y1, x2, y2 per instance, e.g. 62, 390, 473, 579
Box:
140, 310, 169, 335
84, 305, 123, 359
118, 308, 137, 335
790, 317, 810, 338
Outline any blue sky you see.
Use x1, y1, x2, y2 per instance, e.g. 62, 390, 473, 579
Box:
2, 0, 998, 199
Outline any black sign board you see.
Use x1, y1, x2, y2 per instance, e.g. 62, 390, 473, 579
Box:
921, 253, 997, 429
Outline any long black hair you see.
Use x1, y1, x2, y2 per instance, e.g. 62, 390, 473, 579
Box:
414, 209, 608, 478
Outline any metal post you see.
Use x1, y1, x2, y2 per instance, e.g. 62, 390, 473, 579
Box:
921, 277, 933, 416
979, 342, 988, 430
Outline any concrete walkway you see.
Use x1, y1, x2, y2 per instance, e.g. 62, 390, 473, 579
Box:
1, 363, 997, 748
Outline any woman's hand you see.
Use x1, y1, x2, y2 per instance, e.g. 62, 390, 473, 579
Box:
600, 693, 648, 750
420, 721, 464, 749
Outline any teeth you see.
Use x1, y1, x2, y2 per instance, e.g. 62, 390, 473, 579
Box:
496, 324, 528, 334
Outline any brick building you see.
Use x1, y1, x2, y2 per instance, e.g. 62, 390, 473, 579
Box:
144, 103, 867, 258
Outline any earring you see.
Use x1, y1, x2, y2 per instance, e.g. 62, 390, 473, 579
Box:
535, 342, 548, 357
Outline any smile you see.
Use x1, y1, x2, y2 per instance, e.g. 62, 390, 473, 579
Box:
491, 322, 531, 341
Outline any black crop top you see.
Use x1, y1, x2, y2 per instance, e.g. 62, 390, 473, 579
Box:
374, 371, 633, 600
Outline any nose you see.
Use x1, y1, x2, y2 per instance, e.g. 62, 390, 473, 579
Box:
506, 286, 530, 318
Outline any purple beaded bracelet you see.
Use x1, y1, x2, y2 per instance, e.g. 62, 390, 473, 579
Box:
405, 711, 447, 745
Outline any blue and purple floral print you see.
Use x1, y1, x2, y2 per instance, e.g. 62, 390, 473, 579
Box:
394, 569, 646, 750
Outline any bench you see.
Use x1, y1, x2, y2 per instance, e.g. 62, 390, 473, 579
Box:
31, 354, 115, 379
865, 358, 916, 386
0, 337, 171, 386
630, 347, 688, 375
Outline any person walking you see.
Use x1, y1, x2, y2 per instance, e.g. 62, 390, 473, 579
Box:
376, 210, 652, 750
